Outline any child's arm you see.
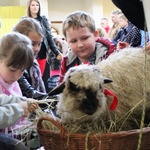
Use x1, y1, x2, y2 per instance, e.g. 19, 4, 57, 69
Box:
0, 95, 38, 128
0, 102, 24, 128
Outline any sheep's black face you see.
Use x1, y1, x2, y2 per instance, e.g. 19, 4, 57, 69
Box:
69, 80, 99, 115
80, 89, 99, 115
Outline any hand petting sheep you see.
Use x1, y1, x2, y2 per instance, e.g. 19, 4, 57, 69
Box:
49, 47, 150, 133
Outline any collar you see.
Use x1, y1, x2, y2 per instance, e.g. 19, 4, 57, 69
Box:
104, 88, 118, 110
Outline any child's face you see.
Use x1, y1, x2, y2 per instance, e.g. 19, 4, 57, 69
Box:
66, 27, 98, 62
28, 31, 42, 58
119, 18, 128, 28
0, 60, 24, 84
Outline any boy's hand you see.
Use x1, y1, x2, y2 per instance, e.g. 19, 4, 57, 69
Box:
117, 42, 130, 50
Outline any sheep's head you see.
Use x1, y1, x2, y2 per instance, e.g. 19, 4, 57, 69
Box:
49, 65, 112, 121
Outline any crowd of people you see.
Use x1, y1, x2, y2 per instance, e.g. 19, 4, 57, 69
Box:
0, 0, 150, 150
100, 9, 149, 50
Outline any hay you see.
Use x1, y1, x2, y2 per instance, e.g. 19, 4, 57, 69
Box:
16, 98, 59, 144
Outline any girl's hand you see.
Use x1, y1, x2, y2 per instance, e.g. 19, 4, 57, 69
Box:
27, 98, 39, 113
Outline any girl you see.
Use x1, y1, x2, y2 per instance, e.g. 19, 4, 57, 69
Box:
0, 32, 38, 150
26, 0, 63, 92
13, 18, 47, 99
0, 32, 34, 95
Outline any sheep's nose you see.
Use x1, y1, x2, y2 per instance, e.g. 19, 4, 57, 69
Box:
81, 98, 98, 115
83, 108, 96, 115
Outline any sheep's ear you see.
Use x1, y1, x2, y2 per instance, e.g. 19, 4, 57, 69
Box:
103, 78, 113, 84
48, 81, 65, 96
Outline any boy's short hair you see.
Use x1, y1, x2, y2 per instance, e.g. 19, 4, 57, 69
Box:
62, 11, 96, 38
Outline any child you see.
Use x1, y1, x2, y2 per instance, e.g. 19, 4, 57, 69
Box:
0, 32, 34, 95
113, 14, 141, 48
112, 14, 128, 45
0, 94, 38, 150
0, 94, 38, 129
59, 11, 116, 83
0, 32, 34, 131
0, 32, 38, 150
13, 18, 47, 99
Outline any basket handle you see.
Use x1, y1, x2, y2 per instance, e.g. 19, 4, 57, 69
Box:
37, 115, 66, 137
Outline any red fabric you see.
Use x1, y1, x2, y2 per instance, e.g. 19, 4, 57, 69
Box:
96, 37, 116, 58
58, 57, 67, 83
104, 89, 118, 110
105, 26, 110, 33
50, 70, 60, 76
37, 58, 46, 76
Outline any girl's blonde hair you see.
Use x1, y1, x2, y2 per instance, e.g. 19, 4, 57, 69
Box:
13, 17, 43, 37
27, 0, 41, 17
119, 14, 128, 21
97, 27, 110, 39
0, 32, 34, 70
62, 11, 96, 38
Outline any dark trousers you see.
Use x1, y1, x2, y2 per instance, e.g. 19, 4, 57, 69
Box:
42, 60, 51, 93
0, 133, 28, 150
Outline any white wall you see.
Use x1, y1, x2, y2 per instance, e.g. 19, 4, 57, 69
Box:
0, 0, 118, 36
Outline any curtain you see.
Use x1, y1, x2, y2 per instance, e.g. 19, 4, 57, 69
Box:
0, 6, 26, 37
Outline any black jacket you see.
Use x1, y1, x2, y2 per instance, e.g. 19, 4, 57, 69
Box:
36, 15, 60, 59
18, 75, 48, 100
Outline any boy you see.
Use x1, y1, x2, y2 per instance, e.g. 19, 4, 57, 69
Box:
59, 11, 116, 83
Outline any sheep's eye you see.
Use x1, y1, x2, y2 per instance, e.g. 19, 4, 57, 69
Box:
76, 99, 81, 103
99, 84, 103, 91
69, 81, 80, 92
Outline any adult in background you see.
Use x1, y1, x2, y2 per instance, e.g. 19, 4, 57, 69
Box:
108, 10, 122, 40
26, 0, 63, 92
100, 17, 110, 33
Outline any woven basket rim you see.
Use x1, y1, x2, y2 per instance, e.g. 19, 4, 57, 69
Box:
37, 116, 150, 150
37, 116, 150, 137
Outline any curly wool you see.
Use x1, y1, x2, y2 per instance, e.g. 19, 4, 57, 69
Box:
55, 47, 150, 133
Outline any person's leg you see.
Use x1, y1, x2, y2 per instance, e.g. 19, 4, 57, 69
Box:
0, 133, 28, 150
42, 60, 51, 92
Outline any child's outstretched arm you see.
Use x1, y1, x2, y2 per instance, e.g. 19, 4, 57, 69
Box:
0, 95, 38, 128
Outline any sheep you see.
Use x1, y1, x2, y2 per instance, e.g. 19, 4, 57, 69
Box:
48, 47, 150, 133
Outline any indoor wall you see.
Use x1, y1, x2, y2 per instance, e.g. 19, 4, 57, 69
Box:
0, 0, 118, 36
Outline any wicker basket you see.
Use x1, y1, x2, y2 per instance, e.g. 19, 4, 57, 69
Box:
37, 116, 150, 150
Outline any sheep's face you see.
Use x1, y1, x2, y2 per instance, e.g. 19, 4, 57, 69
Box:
50, 65, 112, 121
64, 65, 105, 115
